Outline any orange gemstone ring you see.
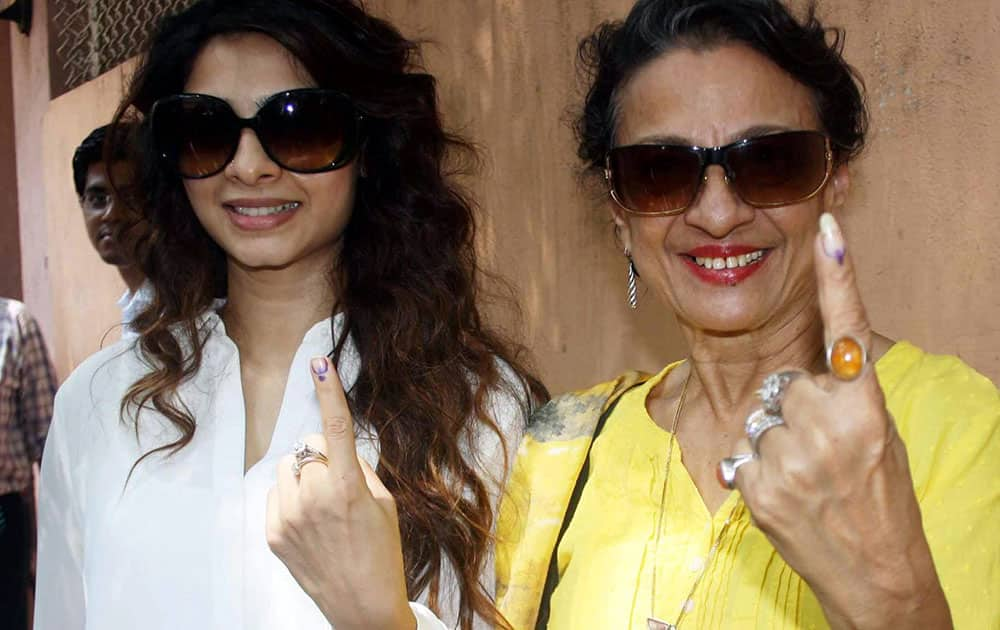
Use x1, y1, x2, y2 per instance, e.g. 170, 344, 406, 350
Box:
826, 335, 868, 381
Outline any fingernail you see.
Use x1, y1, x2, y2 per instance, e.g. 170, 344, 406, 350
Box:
820, 213, 845, 265
310, 357, 329, 381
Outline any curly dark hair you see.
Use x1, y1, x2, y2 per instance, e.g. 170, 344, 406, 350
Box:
576, 0, 869, 178
107, 0, 546, 627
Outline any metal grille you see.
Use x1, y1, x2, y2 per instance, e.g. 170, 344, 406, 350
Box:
50, 0, 198, 96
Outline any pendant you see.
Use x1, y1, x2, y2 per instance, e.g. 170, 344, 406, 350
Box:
647, 618, 676, 630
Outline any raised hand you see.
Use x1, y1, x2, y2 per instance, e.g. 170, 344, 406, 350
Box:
730, 213, 952, 630
266, 356, 416, 630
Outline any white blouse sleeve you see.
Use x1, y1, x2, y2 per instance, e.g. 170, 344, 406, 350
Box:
33, 388, 86, 630
410, 602, 450, 629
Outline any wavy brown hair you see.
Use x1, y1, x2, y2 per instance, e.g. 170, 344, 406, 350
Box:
108, 0, 547, 627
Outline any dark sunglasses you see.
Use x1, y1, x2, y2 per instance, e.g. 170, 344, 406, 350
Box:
150, 88, 362, 179
605, 130, 833, 215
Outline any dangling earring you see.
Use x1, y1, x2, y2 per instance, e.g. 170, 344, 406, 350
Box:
624, 248, 638, 310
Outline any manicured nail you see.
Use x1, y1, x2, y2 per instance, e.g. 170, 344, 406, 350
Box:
310, 357, 329, 381
820, 213, 845, 265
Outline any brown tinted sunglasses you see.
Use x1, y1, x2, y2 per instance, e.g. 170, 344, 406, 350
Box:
605, 130, 833, 215
150, 88, 361, 179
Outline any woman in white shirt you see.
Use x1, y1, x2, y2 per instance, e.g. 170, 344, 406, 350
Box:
34, 1, 545, 628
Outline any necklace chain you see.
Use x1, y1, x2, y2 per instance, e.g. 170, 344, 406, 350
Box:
648, 363, 743, 630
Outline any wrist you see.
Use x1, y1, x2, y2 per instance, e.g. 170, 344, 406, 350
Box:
822, 562, 951, 630
325, 600, 416, 630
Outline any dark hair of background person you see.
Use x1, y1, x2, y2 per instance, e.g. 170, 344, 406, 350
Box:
107, 0, 547, 627
575, 0, 869, 184
72, 125, 130, 197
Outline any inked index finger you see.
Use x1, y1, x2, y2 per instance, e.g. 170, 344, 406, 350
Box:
309, 356, 361, 481
815, 213, 872, 352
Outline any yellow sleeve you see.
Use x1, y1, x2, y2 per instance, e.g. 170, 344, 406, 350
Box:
496, 435, 593, 629
495, 438, 536, 629
886, 350, 1000, 628
495, 373, 650, 629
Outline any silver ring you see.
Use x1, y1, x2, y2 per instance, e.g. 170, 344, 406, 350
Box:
744, 408, 786, 455
756, 370, 803, 415
718, 453, 755, 490
292, 441, 329, 479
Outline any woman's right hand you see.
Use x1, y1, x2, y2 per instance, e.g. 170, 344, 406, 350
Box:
265, 356, 416, 630
732, 214, 950, 630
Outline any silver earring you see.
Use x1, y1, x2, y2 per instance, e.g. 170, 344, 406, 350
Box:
624, 248, 638, 309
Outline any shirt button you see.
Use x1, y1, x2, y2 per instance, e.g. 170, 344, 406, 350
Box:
688, 557, 705, 572
684, 599, 695, 613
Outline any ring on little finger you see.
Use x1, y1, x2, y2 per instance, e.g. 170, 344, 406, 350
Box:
717, 453, 755, 490
826, 335, 869, 381
292, 441, 329, 480
744, 408, 786, 455
756, 370, 803, 415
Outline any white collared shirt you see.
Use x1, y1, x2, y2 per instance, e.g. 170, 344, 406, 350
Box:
116, 280, 155, 342
35, 312, 524, 629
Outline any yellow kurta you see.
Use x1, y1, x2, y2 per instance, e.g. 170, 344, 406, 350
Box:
497, 342, 1000, 629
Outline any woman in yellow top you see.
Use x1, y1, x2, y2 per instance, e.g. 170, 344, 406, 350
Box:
497, 0, 999, 628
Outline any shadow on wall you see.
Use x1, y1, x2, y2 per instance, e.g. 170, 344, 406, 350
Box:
375, 0, 686, 393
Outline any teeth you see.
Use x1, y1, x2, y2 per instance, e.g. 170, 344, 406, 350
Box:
230, 201, 300, 217
693, 250, 766, 270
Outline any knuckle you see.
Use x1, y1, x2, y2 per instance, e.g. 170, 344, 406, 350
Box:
778, 378, 810, 412
748, 492, 780, 531
325, 415, 351, 438
779, 453, 819, 492
265, 526, 286, 554
326, 477, 360, 509
831, 307, 869, 337
297, 477, 318, 504
280, 505, 304, 534
340, 480, 366, 506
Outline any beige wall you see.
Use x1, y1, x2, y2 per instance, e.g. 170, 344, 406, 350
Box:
9, 4, 54, 341
367, 0, 1000, 391
20, 1, 1000, 390
41, 64, 136, 374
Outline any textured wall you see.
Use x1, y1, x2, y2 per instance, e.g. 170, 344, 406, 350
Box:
367, 0, 1000, 391
25, 0, 1000, 388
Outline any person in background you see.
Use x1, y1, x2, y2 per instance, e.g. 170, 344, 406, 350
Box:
497, 1, 999, 628
73, 125, 152, 341
0, 297, 57, 630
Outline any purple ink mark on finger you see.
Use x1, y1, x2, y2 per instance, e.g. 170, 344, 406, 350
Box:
311, 357, 330, 382
835, 249, 845, 266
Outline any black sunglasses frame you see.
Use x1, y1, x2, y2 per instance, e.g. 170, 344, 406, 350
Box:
604, 130, 833, 216
150, 88, 363, 179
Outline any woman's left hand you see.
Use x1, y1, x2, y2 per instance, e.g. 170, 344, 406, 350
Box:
266, 356, 416, 630
732, 213, 951, 630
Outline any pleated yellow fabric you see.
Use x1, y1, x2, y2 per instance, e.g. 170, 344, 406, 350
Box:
497, 342, 1000, 629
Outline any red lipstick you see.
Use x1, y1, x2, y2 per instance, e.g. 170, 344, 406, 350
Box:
681, 244, 770, 286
